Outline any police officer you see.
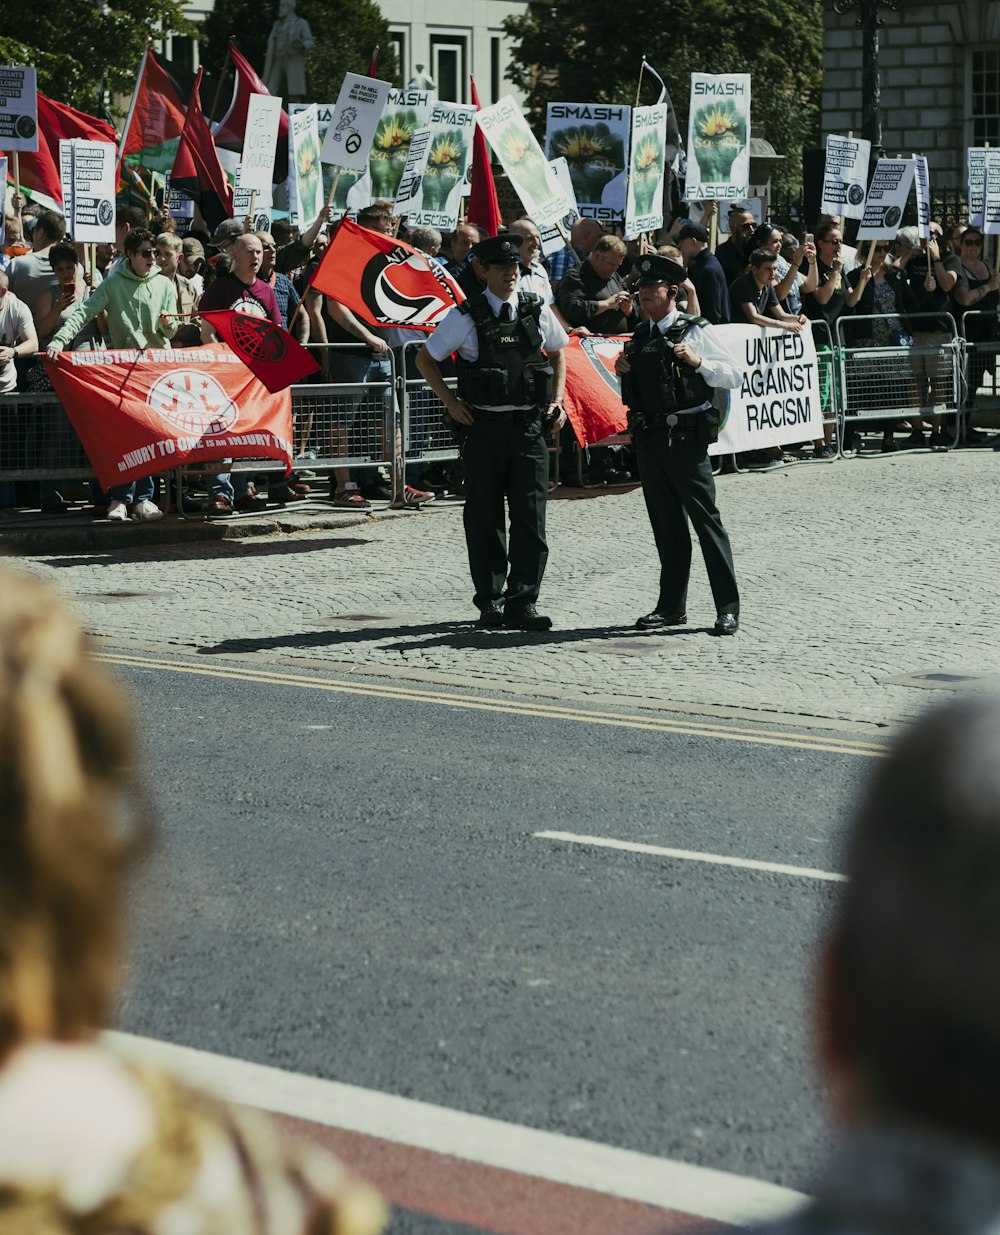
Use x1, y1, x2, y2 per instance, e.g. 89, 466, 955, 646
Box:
615, 254, 742, 635
416, 233, 568, 630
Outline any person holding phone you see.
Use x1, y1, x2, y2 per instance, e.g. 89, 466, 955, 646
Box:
32, 244, 102, 350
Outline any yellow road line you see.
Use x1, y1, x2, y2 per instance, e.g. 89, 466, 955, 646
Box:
96, 651, 886, 758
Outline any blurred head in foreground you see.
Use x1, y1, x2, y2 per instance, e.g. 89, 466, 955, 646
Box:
823, 696, 1000, 1146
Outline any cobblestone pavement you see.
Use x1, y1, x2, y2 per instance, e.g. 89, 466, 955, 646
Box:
10, 449, 1000, 730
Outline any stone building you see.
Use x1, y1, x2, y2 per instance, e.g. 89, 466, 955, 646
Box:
820, 0, 1000, 187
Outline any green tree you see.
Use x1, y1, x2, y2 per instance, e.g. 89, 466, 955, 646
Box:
202, 0, 399, 103
502, 0, 822, 193
0, 0, 196, 117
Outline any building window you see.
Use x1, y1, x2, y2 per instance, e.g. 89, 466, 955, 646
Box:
972, 49, 1000, 146
430, 35, 467, 103
389, 29, 407, 86
170, 35, 197, 73
491, 36, 501, 103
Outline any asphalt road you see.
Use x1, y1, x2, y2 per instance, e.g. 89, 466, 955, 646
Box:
108, 651, 874, 1229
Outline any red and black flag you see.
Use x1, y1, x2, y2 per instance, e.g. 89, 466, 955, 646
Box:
169, 67, 234, 234
201, 311, 320, 393
309, 218, 465, 333
213, 46, 289, 182
7, 94, 115, 210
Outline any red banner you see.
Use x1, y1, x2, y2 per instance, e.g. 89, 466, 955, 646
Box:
201, 310, 319, 392
309, 218, 464, 333
562, 335, 629, 446
45, 346, 293, 491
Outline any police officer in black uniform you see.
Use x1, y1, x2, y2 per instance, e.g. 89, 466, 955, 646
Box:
416, 233, 568, 630
615, 254, 742, 635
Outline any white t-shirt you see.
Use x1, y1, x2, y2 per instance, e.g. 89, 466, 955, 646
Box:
0, 292, 35, 393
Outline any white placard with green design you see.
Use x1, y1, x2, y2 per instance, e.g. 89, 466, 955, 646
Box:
289, 105, 323, 229
685, 73, 751, 201
367, 88, 434, 202
477, 96, 572, 226
544, 102, 629, 222
395, 101, 476, 230
624, 104, 667, 236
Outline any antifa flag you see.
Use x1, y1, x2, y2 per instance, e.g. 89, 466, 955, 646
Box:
44, 346, 293, 491
213, 45, 289, 183
169, 68, 234, 234
309, 218, 465, 332
7, 94, 115, 209
561, 335, 629, 446
201, 310, 319, 392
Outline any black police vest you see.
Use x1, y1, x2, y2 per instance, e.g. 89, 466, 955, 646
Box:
455, 292, 552, 408
621, 315, 714, 415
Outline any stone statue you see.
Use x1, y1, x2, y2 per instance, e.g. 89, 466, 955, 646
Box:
407, 64, 435, 92
263, 0, 314, 99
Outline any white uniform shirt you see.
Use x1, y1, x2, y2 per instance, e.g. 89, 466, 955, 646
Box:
649, 308, 742, 391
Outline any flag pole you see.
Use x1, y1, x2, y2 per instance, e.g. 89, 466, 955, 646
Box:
209, 36, 236, 127
117, 40, 151, 168
325, 168, 342, 209
635, 57, 645, 108
11, 153, 20, 220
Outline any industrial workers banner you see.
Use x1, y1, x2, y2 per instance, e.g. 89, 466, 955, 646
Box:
544, 102, 629, 222
559, 326, 822, 453
684, 73, 751, 201
45, 346, 293, 491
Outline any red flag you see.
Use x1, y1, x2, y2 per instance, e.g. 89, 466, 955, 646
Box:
5, 94, 115, 209
310, 218, 465, 332
170, 68, 234, 234
561, 335, 629, 445
213, 46, 289, 182
201, 310, 319, 392
44, 345, 293, 491
119, 48, 188, 175
367, 45, 381, 77
467, 76, 501, 237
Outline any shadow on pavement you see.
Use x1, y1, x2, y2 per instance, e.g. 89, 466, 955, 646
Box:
38, 537, 371, 567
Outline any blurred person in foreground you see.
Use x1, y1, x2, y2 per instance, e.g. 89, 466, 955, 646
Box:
746, 695, 1000, 1235
0, 570, 387, 1235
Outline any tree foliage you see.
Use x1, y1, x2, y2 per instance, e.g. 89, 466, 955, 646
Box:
0, 0, 196, 117
502, 0, 822, 193
202, 0, 399, 102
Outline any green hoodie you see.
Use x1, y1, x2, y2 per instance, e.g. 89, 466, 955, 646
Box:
52, 262, 179, 350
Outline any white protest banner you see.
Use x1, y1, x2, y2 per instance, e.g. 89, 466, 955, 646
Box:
58, 140, 116, 242
232, 164, 272, 231
539, 157, 580, 256
367, 88, 434, 203
165, 170, 194, 220
544, 102, 630, 222
685, 73, 751, 201
321, 72, 391, 172
856, 158, 915, 240
0, 159, 6, 249
478, 95, 572, 226
983, 153, 1000, 237
968, 147, 989, 228
240, 94, 283, 193
392, 125, 432, 211
820, 134, 871, 219
624, 104, 668, 236
913, 154, 931, 240
397, 102, 476, 230
289, 105, 323, 229
0, 66, 38, 152
709, 326, 822, 455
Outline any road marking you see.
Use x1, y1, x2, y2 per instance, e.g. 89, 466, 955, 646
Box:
104, 1031, 806, 1226
536, 831, 847, 883
96, 650, 885, 758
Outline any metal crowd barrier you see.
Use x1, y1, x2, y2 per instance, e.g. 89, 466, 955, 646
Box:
958, 309, 1000, 421
833, 312, 963, 453
397, 339, 461, 473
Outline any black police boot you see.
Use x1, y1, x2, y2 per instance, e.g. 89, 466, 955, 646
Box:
635, 610, 687, 629
477, 601, 504, 627
502, 603, 553, 631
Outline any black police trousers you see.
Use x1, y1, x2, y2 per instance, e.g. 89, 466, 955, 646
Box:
633, 425, 739, 618
461, 416, 549, 610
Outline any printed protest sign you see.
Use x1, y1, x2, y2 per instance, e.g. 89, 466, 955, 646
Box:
624, 104, 667, 236
393, 125, 432, 212
321, 72, 391, 172
395, 102, 476, 230
368, 88, 434, 202
856, 158, 915, 240
289, 105, 323, 229
820, 134, 871, 218
913, 154, 931, 239
165, 170, 194, 220
545, 102, 629, 222
969, 147, 990, 228
58, 140, 116, 242
478, 96, 571, 226
539, 157, 580, 256
983, 153, 1000, 237
240, 94, 283, 193
685, 73, 750, 200
0, 66, 38, 152
232, 164, 272, 231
